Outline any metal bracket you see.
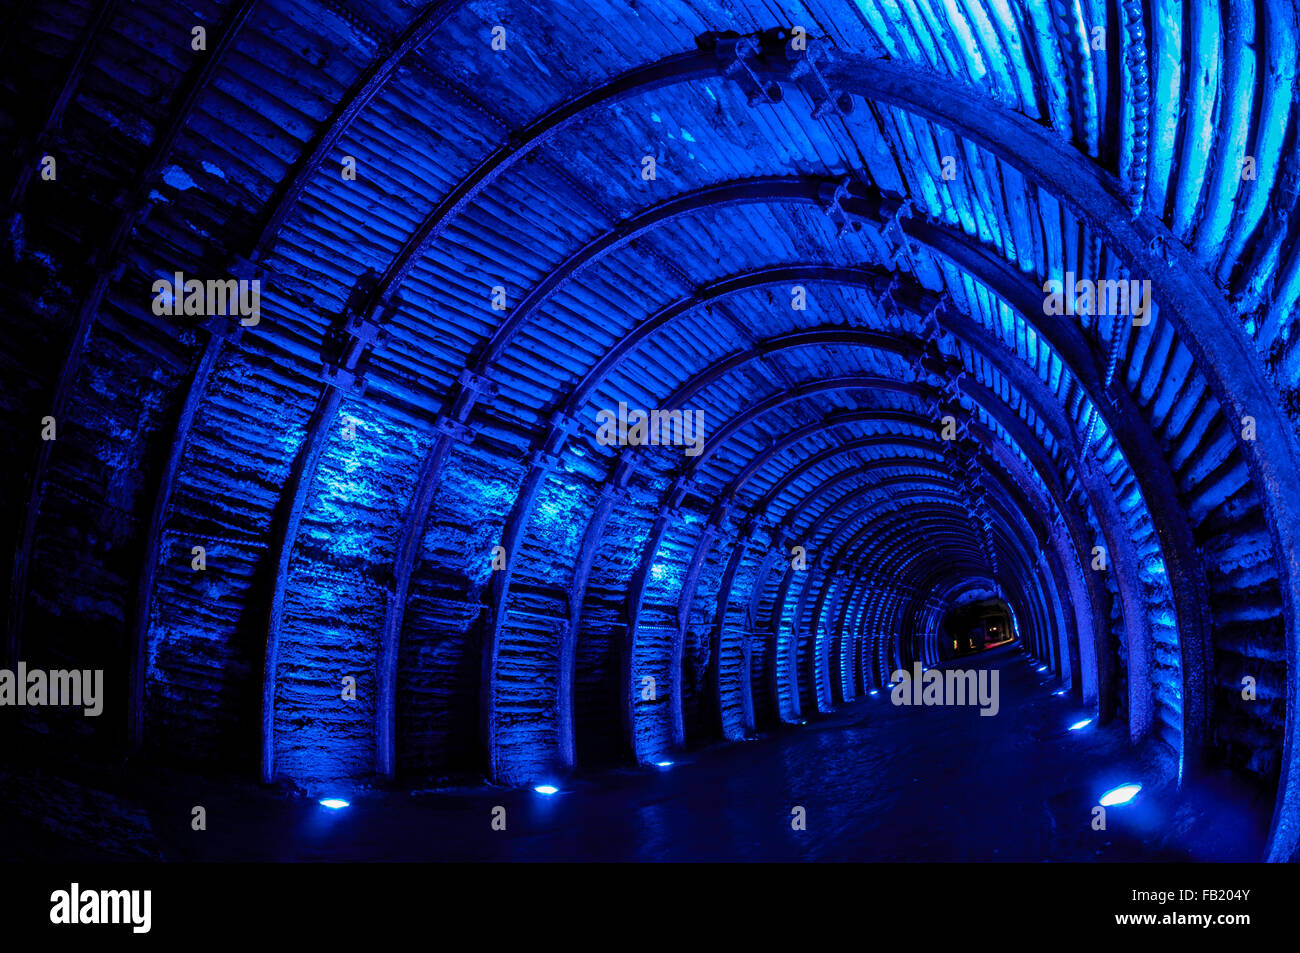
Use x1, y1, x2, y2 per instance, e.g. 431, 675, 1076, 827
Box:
880, 196, 917, 269
458, 367, 498, 398
529, 448, 563, 472
321, 269, 395, 388
784, 44, 853, 120
598, 482, 630, 504
321, 361, 367, 395
435, 415, 476, 444
669, 474, 695, 499
911, 344, 959, 386
714, 35, 783, 106
819, 175, 854, 235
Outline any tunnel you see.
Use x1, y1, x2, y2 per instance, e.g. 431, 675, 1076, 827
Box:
2, 0, 1300, 878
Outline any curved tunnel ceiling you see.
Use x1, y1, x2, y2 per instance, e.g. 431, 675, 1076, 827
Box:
3, 0, 1300, 863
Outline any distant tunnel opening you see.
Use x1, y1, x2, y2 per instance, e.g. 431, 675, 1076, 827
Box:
938, 598, 1016, 662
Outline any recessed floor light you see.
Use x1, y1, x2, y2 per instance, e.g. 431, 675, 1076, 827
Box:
318, 798, 349, 809
1068, 718, 1093, 730
533, 784, 559, 795
1099, 783, 1142, 806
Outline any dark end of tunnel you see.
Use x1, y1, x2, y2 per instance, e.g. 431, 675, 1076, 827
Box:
1, 0, 1299, 940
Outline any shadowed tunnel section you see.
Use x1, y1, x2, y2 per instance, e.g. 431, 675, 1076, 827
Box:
3, 0, 1300, 861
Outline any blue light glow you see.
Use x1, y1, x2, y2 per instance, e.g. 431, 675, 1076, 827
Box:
1068, 718, 1093, 730
1099, 783, 1142, 806
534, 784, 559, 795
318, 798, 349, 809
654, 760, 673, 767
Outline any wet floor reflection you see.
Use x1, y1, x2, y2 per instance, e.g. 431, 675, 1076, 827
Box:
105, 646, 1270, 861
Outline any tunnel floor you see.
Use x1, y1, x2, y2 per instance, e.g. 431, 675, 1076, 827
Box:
4, 646, 1273, 862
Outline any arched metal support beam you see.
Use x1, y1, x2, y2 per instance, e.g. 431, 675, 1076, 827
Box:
500, 216, 1207, 776
816, 49, 1300, 858
743, 548, 785, 726
830, 562, 876, 703
773, 443, 1068, 702
260, 284, 398, 782
809, 494, 1017, 705
631, 354, 1110, 758
781, 497, 996, 714
911, 223, 1210, 770
773, 396, 1107, 716
118, 1, 465, 761
348, 40, 1248, 790
5, 0, 259, 694
377, 182, 836, 778
635, 328, 1145, 761
373, 162, 1197, 781
960, 377, 1136, 725
597, 374, 934, 762
700, 521, 774, 742
867, 510, 1048, 672
215, 33, 1268, 826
